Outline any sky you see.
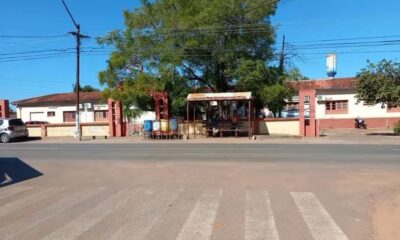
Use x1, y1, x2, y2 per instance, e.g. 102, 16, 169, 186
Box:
1, 0, 400, 104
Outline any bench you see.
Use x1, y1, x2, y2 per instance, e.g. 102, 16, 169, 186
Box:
206, 122, 247, 137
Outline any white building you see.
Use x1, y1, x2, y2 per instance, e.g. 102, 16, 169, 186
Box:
292, 78, 400, 128
12, 92, 155, 124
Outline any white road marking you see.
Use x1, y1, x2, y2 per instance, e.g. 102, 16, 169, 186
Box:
43, 189, 138, 240
0, 188, 103, 240
111, 188, 183, 240
176, 189, 223, 240
245, 190, 280, 240
0, 186, 33, 200
291, 192, 349, 240
0, 187, 64, 218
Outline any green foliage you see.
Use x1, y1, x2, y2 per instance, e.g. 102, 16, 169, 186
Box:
260, 83, 292, 117
356, 59, 400, 105
234, 60, 281, 108
98, 0, 280, 117
285, 67, 309, 81
394, 121, 400, 135
72, 84, 100, 93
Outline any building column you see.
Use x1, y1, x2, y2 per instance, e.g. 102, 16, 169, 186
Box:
0, 100, 10, 118
115, 100, 124, 137
108, 98, 116, 137
299, 89, 318, 137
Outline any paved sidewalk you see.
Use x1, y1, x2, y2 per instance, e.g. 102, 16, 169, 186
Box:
13, 132, 400, 145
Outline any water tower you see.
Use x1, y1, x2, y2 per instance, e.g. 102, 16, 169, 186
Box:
326, 53, 337, 78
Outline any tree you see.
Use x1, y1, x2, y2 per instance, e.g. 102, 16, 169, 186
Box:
260, 83, 292, 117
356, 59, 400, 105
97, 0, 279, 116
72, 84, 100, 92
285, 67, 309, 81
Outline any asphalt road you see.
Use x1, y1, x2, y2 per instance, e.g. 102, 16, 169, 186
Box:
1, 143, 400, 240
1, 143, 400, 164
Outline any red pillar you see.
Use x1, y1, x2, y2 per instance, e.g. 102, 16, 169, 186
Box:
108, 99, 124, 137
108, 98, 116, 137
0, 100, 10, 118
299, 89, 318, 137
115, 100, 124, 137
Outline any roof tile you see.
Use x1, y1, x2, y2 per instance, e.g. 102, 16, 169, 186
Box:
12, 92, 103, 106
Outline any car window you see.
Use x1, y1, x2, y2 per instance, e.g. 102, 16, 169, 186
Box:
9, 119, 25, 126
0, 120, 3, 126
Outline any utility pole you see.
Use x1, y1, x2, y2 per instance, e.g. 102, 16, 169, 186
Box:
278, 35, 286, 76
61, 0, 89, 141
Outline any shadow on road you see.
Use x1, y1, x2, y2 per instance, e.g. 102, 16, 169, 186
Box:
0, 158, 43, 188
13, 137, 42, 143
366, 133, 399, 137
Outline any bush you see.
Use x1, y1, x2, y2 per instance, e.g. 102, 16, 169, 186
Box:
394, 121, 400, 135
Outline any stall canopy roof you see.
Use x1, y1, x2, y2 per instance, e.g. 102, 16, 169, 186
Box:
187, 92, 252, 102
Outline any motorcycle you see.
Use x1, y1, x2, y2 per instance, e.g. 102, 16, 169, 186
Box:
354, 118, 367, 129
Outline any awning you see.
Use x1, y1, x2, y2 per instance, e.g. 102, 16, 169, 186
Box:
187, 92, 252, 102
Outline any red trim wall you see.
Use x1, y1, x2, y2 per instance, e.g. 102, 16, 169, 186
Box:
0, 100, 10, 118
319, 117, 400, 129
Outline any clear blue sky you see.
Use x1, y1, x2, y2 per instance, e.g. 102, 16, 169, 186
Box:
1, 0, 400, 104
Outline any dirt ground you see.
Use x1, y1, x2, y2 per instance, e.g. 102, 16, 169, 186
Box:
373, 191, 400, 240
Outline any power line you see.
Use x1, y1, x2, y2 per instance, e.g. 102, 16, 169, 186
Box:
0, 48, 74, 56
0, 34, 69, 38
289, 35, 400, 44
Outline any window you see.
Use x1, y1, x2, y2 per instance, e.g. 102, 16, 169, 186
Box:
94, 110, 108, 122
47, 111, 55, 117
388, 103, 400, 113
285, 102, 299, 111
63, 111, 76, 123
325, 100, 348, 114
9, 119, 24, 126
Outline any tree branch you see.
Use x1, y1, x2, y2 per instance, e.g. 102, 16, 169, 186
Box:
182, 64, 216, 92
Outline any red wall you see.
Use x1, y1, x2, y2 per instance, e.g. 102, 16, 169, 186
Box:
319, 117, 400, 129
0, 100, 10, 118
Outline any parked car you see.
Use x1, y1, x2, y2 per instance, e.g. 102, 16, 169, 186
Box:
281, 109, 300, 118
0, 118, 29, 143
25, 121, 49, 125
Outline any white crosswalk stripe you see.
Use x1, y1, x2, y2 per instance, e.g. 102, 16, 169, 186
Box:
0, 188, 103, 240
245, 190, 280, 240
0, 186, 33, 200
0, 187, 353, 240
0, 187, 64, 218
42, 189, 139, 240
111, 188, 183, 240
176, 189, 223, 240
291, 192, 349, 240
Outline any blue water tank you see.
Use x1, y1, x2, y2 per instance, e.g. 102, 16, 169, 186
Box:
170, 118, 178, 131
144, 120, 153, 132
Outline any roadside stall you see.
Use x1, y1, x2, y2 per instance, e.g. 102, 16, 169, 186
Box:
186, 92, 254, 139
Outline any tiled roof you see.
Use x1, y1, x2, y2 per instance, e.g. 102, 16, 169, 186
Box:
290, 77, 357, 90
12, 92, 103, 106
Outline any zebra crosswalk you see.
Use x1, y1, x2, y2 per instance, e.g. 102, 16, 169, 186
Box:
0, 186, 350, 240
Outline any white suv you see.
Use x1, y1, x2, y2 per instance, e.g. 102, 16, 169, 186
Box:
0, 118, 29, 143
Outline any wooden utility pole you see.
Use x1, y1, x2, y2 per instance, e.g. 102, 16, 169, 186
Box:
278, 35, 286, 75
61, 0, 89, 141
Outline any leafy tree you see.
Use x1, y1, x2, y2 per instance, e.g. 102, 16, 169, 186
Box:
97, 0, 279, 116
260, 83, 292, 117
234, 60, 281, 108
285, 67, 309, 81
356, 59, 400, 105
72, 84, 100, 92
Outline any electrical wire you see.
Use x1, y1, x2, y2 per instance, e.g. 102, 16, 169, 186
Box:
0, 34, 69, 38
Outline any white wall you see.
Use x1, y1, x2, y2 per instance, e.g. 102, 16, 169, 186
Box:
130, 111, 156, 124
17, 105, 95, 124
315, 89, 400, 119
17, 104, 156, 124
